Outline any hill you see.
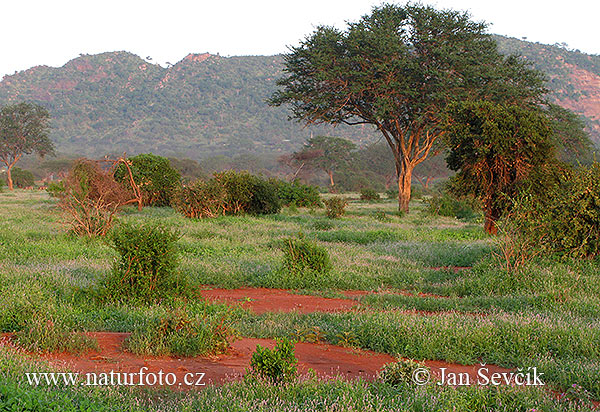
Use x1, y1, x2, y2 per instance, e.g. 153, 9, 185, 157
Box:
0, 36, 598, 158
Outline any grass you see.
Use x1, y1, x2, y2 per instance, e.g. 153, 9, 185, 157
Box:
0, 190, 599, 409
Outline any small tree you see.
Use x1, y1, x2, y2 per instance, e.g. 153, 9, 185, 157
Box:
2, 167, 34, 188
0, 102, 54, 190
445, 101, 556, 234
293, 136, 356, 189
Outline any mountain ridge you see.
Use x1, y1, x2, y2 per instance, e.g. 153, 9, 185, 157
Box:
0, 36, 598, 158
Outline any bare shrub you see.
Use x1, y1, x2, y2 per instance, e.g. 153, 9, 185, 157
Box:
58, 158, 136, 237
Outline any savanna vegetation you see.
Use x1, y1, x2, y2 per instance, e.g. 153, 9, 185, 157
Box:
1, 3, 599, 412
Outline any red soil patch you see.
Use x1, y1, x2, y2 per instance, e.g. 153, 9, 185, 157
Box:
199, 287, 360, 314
199, 286, 453, 315
1, 332, 515, 390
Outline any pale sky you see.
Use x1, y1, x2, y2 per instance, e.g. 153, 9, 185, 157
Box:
1, 0, 598, 79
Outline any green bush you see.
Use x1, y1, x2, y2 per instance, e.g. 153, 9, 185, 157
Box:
281, 237, 331, 275
173, 172, 281, 218
272, 179, 322, 208
247, 176, 281, 215
114, 153, 181, 207
103, 222, 185, 303
249, 338, 297, 383
171, 179, 228, 218
378, 358, 429, 387
214, 170, 255, 214
386, 189, 398, 200
360, 188, 381, 202
45, 181, 64, 198
324, 196, 347, 218
425, 193, 478, 221
505, 163, 600, 259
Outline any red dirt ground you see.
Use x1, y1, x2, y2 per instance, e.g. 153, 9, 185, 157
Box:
1, 332, 515, 390
198, 286, 452, 314
199, 287, 360, 314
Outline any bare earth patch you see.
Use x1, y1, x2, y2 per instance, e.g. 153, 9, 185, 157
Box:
2, 332, 515, 389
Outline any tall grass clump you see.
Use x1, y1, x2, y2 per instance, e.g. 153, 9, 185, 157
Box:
14, 313, 97, 354
282, 237, 331, 276
102, 222, 187, 304
124, 305, 232, 357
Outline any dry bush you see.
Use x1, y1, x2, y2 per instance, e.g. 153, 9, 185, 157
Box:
58, 159, 135, 237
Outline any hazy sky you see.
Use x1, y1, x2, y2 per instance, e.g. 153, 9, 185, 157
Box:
1, 0, 598, 79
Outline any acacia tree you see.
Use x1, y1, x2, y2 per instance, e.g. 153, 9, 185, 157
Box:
0, 102, 54, 190
270, 4, 544, 212
446, 101, 557, 234
293, 135, 356, 189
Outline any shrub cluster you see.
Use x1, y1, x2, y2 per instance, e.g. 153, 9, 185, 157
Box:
114, 153, 181, 207
324, 196, 347, 218
425, 192, 479, 221
249, 338, 298, 383
360, 188, 381, 202
272, 179, 322, 208
172, 171, 281, 218
103, 222, 186, 303
503, 163, 600, 260
172, 179, 228, 218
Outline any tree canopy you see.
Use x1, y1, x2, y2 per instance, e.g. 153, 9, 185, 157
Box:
0, 102, 54, 189
445, 101, 557, 234
270, 3, 546, 212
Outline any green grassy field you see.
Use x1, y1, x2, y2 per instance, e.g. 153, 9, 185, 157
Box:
0, 190, 598, 411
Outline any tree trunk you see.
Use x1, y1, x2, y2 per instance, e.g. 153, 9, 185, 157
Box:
484, 204, 500, 235
6, 165, 13, 190
397, 164, 413, 213
327, 169, 335, 188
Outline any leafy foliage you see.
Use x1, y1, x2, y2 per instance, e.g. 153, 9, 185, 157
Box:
59, 159, 133, 237
446, 101, 557, 233
271, 179, 322, 208
249, 338, 298, 383
104, 222, 184, 304
502, 163, 600, 260
1, 167, 34, 188
425, 192, 479, 222
114, 153, 181, 207
324, 196, 347, 219
270, 4, 546, 212
292, 136, 356, 188
0, 102, 54, 190
172, 178, 228, 218
360, 188, 380, 202
172, 171, 281, 218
